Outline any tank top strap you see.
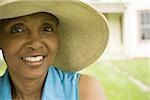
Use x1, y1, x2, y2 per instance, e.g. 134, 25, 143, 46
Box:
42, 66, 80, 100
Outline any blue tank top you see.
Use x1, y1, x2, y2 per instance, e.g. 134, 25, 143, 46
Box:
0, 66, 80, 100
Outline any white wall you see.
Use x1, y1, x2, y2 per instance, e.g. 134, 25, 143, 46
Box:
123, 2, 150, 58
107, 13, 123, 53
85, 0, 150, 59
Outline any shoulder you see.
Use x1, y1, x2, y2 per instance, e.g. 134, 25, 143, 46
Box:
78, 74, 106, 100
51, 67, 80, 82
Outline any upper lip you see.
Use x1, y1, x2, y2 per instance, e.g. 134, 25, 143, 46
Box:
20, 53, 47, 58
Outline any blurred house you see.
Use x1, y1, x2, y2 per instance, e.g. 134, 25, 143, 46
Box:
83, 0, 150, 60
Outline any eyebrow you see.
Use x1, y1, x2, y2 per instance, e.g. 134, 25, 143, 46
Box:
47, 14, 59, 25
1, 18, 27, 28
2, 16, 27, 22
42, 18, 59, 26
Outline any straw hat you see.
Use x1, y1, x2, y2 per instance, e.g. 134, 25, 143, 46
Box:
0, 0, 109, 72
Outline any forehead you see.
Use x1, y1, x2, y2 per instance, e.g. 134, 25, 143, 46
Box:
1, 12, 58, 24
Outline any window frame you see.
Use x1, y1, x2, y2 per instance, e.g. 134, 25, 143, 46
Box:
138, 9, 150, 42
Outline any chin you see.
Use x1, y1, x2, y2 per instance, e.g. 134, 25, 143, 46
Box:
19, 68, 48, 80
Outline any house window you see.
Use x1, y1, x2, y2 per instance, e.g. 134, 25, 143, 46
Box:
139, 10, 150, 40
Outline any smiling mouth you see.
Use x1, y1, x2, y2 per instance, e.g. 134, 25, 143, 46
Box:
21, 55, 46, 67
23, 56, 44, 62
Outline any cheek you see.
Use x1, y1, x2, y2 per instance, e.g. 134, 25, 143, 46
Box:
2, 37, 24, 56
51, 38, 58, 54
47, 36, 59, 56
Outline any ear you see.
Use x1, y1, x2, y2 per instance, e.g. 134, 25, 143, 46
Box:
0, 40, 1, 50
0, 41, 1, 49
0, 36, 1, 49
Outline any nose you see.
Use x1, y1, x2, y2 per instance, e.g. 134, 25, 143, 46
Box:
26, 33, 44, 50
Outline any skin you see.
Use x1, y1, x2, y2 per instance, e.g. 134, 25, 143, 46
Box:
79, 75, 106, 100
1, 12, 59, 100
0, 12, 106, 100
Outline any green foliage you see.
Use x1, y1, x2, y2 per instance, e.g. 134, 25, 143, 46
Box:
0, 60, 7, 76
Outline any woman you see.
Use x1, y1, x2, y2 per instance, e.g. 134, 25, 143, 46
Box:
0, 0, 109, 100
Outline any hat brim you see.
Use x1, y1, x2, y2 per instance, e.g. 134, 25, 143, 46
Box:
0, 0, 109, 72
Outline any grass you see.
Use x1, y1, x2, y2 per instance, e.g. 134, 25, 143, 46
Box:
80, 58, 149, 100
110, 58, 149, 85
0, 58, 149, 100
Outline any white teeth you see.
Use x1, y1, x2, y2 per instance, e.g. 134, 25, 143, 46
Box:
23, 56, 44, 62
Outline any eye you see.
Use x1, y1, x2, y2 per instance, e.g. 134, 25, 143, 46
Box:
10, 23, 26, 33
44, 27, 53, 32
42, 23, 54, 33
12, 28, 24, 33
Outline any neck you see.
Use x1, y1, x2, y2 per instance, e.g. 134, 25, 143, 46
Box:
9, 72, 47, 100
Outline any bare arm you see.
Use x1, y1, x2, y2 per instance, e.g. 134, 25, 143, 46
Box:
79, 74, 106, 100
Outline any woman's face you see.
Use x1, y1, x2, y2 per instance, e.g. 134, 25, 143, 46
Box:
1, 12, 58, 79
